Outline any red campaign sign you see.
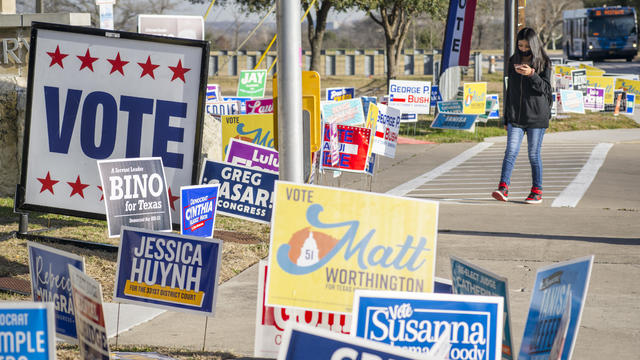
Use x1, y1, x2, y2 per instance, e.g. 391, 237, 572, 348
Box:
321, 124, 371, 172
255, 261, 350, 358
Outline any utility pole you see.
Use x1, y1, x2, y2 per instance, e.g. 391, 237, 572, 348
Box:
276, 0, 304, 183
503, 0, 516, 117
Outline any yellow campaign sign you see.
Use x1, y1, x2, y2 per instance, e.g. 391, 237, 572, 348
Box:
365, 103, 378, 157
463, 82, 487, 114
586, 76, 616, 104
221, 114, 275, 156
266, 182, 438, 313
579, 64, 606, 77
616, 78, 640, 97
123, 280, 204, 307
273, 71, 322, 154
554, 65, 576, 76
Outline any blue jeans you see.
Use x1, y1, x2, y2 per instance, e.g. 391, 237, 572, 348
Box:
499, 123, 546, 189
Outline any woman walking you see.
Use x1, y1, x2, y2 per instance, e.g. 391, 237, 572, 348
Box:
492, 27, 552, 204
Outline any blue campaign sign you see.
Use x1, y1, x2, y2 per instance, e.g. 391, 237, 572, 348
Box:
224, 96, 251, 114
434, 277, 453, 294
431, 86, 443, 105
27, 242, 85, 343
278, 323, 431, 360
113, 227, 222, 315
437, 100, 463, 113
199, 160, 277, 224
486, 94, 500, 119
180, 184, 220, 238
361, 96, 377, 117
451, 256, 514, 360
400, 113, 418, 123
206, 100, 240, 116
351, 290, 504, 360
326, 87, 355, 101
519, 256, 594, 360
0, 302, 56, 360
626, 93, 635, 114
431, 113, 478, 131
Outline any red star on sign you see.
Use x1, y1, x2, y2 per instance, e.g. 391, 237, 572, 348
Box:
37, 171, 59, 194
77, 48, 99, 72
168, 59, 191, 83
107, 52, 129, 75
67, 175, 90, 198
97, 185, 104, 201
47, 45, 68, 68
168, 187, 179, 211
138, 56, 160, 79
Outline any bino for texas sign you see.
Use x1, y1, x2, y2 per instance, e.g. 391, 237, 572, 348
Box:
18, 22, 208, 222
266, 182, 438, 313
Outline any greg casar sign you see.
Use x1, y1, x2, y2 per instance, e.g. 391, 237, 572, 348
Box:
18, 22, 208, 222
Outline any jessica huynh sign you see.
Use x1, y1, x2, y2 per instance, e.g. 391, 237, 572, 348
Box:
266, 182, 438, 313
113, 227, 222, 315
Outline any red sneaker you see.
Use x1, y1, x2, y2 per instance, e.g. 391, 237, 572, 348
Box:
492, 182, 509, 202
525, 187, 543, 204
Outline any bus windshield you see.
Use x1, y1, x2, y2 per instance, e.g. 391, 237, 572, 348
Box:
589, 15, 636, 37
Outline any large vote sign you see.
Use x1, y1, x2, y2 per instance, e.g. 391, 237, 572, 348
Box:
19, 22, 207, 221
451, 256, 514, 360
98, 157, 172, 237
255, 261, 352, 358
321, 124, 371, 173
68, 265, 109, 360
266, 182, 438, 313
616, 78, 640, 97
222, 114, 275, 156
225, 138, 279, 173
113, 227, 222, 315
180, 184, 219, 238
586, 76, 615, 104
431, 113, 477, 132
28, 241, 85, 343
371, 104, 402, 159
0, 302, 56, 360
389, 80, 431, 114
200, 160, 277, 224
351, 291, 504, 360
519, 256, 594, 360
278, 323, 434, 360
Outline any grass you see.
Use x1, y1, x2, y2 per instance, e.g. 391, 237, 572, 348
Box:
0, 197, 270, 304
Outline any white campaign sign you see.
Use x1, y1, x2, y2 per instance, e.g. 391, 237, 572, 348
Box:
371, 104, 402, 158
388, 80, 431, 114
20, 24, 206, 223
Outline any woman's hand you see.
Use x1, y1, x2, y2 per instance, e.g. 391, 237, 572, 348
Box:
515, 64, 535, 77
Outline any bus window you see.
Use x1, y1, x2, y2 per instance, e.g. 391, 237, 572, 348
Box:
589, 15, 636, 37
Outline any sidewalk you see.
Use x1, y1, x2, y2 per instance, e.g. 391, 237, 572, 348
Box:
108, 129, 640, 359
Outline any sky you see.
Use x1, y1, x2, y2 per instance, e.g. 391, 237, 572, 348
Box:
174, 1, 367, 24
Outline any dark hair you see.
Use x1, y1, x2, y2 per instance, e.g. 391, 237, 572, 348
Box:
515, 27, 550, 73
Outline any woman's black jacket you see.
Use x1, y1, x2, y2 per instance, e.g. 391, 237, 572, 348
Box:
504, 55, 552, 129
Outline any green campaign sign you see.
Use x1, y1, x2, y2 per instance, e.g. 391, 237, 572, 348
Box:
237, 69, 267, 98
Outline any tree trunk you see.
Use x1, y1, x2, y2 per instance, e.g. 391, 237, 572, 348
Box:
386, 38, 397, 88
309, 31, 324, 72
306, 0, 332, 73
